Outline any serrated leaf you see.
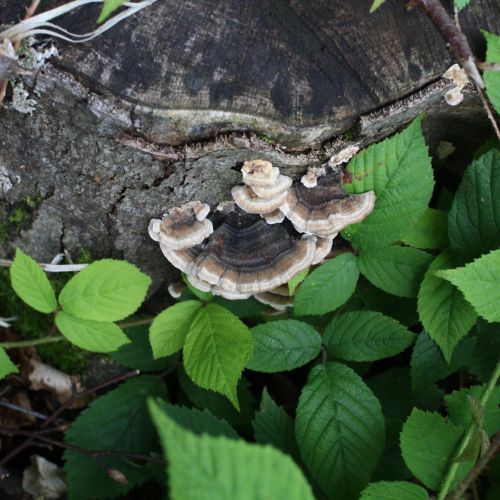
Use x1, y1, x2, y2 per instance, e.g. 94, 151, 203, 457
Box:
295, 362, 385, 499
148, 400, 315, 500
466, 321, 500, 381
149, 301, 202, 358
59, 260, 151, 322
370, 0, 387, 13
446, 385, 500, 437
157, 400, 238, 439
454, 0, 471, 11
439, 249, 500, 322
110, 324, 175, 371
418, 250, 477, 362
288, 268, 309, 295
448, 149, 500, 261
360, 481, 429, 499
252, 388, 300, 460
64, 376, 166, 499
357, 246, 433, 298
484, 32, 500, 115
324, 311, 415, 361
0, 347, 18, 379
410, 331, 474, 391
246, 320, 321, 372
401, 208, 448, 250
344, 116, 434, 250
97, 0, 127, 23
55, 311, 129, 353
10, 248, 57, 313
400, 409, 460, 490
183, 304, 253, 409
294, 253, 359, 316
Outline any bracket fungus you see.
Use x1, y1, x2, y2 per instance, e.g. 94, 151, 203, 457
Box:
149, 158, 375, 306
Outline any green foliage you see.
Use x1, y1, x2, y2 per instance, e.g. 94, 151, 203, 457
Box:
294, 252, 359, 315
418, 250, 477, 362
455, 0, 471, 11
438, 249, 500, 323
344, 116, 434, 250
360, 481, 429, 500
295, 362, 385, 499
246, 320, 321, 372
401, 208, 448, 250
10, 248, 57, 313
448, 149, 500, 261
323, 311, 415, 361
484, 31, 500, 115
183, 304, 253, 409
64, 376, 166, 499
288, 267, 309, 295
59, 259, 151, 322
0, 347, 18, 378
149, 399, 315, 500
369, 0, 387, 13
357, 245, 433, 298
97, 0, 127, 23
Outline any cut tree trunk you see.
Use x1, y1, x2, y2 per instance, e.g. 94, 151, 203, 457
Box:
0, 0, 498, 288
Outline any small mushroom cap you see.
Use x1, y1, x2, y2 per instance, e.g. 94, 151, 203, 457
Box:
254, 291, 294, 311
232, 185, 287, 214
328, 145, 360, 167
168, 281, 186, 299
149, 201, 213, 250
242, 160, 280, 187
251, 174, 292, 199
263, 209, 286, 224
188, 212, 316, 294
281, 171, 376, 237
301, 167, 326, 189
311, 237, 335, 265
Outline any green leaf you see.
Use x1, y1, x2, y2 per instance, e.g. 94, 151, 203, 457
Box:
344, 116, 434, 250
400, 409, 469, 490
97, 0, 127, 23
438, 249, 500, 322
148, 400, 315, 500
454, 0, 471, 11
294, 253, 359, 316
295, 362, 385, 499
466, 321, 500, 382
212, 296, 266, 318
157, 400, 238, 439
360, 481, 429, 499
110, 324, 175, 371
448, 149, 500, 261
9, 248, 57, 313
252, 388, 300, 460
401, 208, 448, 250
246, 320, 321, 372
446, 384, 500, 437
418, 250, 477, 362
288, 268, 309, 295
357, 246, 433, 298
185, 279, 213, 302
64, 376, 166, 499
324, 311, 416, 362
183, 304, 253, 409
0, 347, 18, 379
370, 0, 387, 13
410, 331, 474, 391
55, 311, 130, 353
484, 32, 500, 115
59, 259, 151, 322
149, 301, 202, 358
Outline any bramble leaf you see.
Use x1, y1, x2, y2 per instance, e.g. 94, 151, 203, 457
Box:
288, 268, 309, 295
360, 481, 429, 499
295, 362, 385, 499
484, 32, 500, 115
10, 248, 57, 313
59, 260, 151, 322
148, 400, 315, 500
454, 0, 471, 11
183, 304, 253, 409
0, 347, 18, 379
324, 311, 415, 361
246, 320, 321, 372
149, 301, 202, 358
294, 253, 359, 315
344, 116, 434, 250
401, 208, 448, 250
55, 311, 130, 353
370, 1, 387, 13
97, 0, 127, 23
357, 245, 433, 298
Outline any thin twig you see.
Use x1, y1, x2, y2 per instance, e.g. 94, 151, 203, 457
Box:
450, 433, 500, 499
0, 258, 86, 273
0, 369, 140, 469
0, 335, 66, 349
117, 317, 154, 329
0, 400, 49, 420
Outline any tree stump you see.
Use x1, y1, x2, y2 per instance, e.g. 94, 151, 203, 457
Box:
0, 0, 498, 287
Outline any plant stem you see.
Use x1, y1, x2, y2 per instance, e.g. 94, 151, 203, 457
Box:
0, 335, 66, 348
437, 360, 500, 500
117, 317, 154, 329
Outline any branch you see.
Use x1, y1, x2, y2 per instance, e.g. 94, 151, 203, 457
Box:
0, 258, 87, 273
0, 336, 65, 348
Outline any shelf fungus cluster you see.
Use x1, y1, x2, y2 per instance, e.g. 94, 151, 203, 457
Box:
149, 159, 375, 307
